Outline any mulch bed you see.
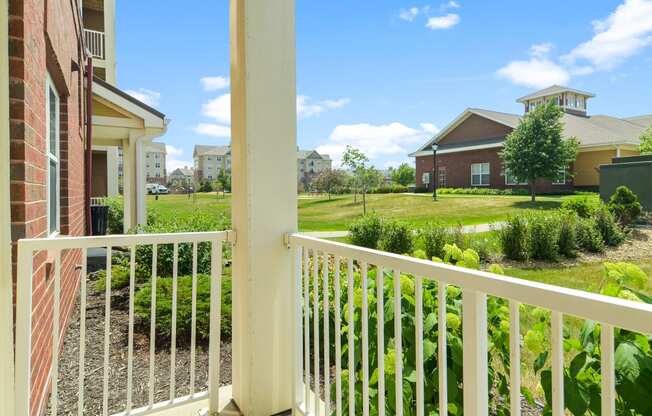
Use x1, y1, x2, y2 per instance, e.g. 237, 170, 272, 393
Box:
48, 284, 232, 415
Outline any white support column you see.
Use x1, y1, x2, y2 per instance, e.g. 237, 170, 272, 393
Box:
0, 0, 16, 413
122, 137, 136, 232
106, 146, 119, 196
463, 289, 488, 416
229, 0, 297, 414
103, 0, 117, 84
135, 139, 147, 226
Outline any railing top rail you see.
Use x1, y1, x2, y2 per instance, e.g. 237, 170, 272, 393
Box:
18, 230, 235, 251
289, 233, 652, 335
83, 28, 105, 35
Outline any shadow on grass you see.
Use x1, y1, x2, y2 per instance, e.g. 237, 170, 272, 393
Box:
511, 200, 563, 210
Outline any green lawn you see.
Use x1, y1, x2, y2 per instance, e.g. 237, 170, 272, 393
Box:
148, 192, 596, 232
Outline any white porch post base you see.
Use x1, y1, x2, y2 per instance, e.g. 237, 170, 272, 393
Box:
229, 0, 298, 414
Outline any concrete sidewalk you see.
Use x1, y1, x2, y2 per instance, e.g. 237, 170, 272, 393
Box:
302, 222, 503, 239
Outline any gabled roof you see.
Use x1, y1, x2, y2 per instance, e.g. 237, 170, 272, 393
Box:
170, 167, 194, 176
93, 76, 166, 120
625, 114, 652, 128
298, 149, 331, 160
411, 108, 521, 154
193, 145, 230, 157
516, 85, 595, 103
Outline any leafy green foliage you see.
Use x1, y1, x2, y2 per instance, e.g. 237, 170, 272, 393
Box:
105, 196, 158, 234
529, 263, 652, 415
562, 197, 598, 218
499, 216, 529, 261
639, 124, 652, 154
608, 186, 642, 226
134, 274, 232, 340
557, 211, 578, 258
389, 163, 416, 186
527, 213, 561, 260
576, 218, 605, 253
594, 205, 625, 246
312, 169, 349, 199
348, 213, 383, 249
378, 219, 414, 254
418, 222, 449, 260
501, 102, 579, 201
198, 181, 213, 193
94, 264, 131, 292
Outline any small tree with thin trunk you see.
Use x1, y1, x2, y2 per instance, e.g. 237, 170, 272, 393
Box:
342, 145, 369, 204
640, 125, 652, 155
312, 169, 347, 200
390, 163, 416, 186
501, 102, 579, 202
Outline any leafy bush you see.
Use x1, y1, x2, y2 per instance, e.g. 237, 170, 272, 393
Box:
561, 197, 597, 218
527, 213, 561, 260
198, 181, 213, 193
135, 213, 229, 277
368, 184, 409, 194
105, 196, 158, 234
418, 222, 448, 260
134, 274, 232, 340
594, 205, 625, 246
557, 211, 578, 258
608, 186, 642, 226
499, 216, 529, 260
94, 264, 131, 292
468, 233, 501, 262
348, 213, 383, 249
378, 220, 413, 254
575, 218, 605, 253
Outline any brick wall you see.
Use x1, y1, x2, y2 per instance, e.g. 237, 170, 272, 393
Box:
415, 147, 573, 193
8, 0, 86, 414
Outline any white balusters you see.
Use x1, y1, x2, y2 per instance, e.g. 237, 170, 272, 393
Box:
376, 267, 385, 416
551, 311, 564, 416
393, 269, 403, 416
415, 276, 424, 416
601, 323, 616, 416
303, 249, 312, 415
509, 300, 521, 416
190, 242, 199, 396
170, 243, 179, 401
312, 250, 321, 413
77, 249, 87, 416
347, 258, 355, 416
438, 281, 448, 416
102, 246, 112, 416
50, 249, 61, 415
462, 289, 488, 416
361, 262, 370, 416
334, 256, 343, 416
294, 246, 305, 411
208, 239, 224, 412
126, 246, 136, 412
148, 244, 158, 408
323, 254, 331, 416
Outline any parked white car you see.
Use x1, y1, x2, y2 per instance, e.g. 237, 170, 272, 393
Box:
147, 184, 169, 194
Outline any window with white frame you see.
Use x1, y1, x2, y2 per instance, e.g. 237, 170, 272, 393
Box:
471, 163, 490, 186
504, 169, 527, 186
422, 172, 431, 184
438, 167, 447, 187
46, 75, 60, 235
553, 167, 567, 185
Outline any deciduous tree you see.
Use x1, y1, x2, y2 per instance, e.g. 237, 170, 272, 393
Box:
390, 163, 416, 186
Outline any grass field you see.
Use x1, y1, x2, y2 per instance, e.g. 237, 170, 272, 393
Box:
148, 192, 596, 232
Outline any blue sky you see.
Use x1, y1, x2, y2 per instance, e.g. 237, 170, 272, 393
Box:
116, 0, 652, 171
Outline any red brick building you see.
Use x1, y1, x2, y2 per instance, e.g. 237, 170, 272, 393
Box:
411, 86, 649, 193
7, 1, 87, 414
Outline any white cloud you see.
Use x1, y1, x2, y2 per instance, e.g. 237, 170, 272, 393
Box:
399, 7, 420, 21
167, 157, 194, 172
200, 76, 230, 91
441, 1, 460, 11
202, 93, 231, 125
563, 0, 652, 70
530, 42, 554, 58
497, 58, 570, 88
316, 122, 434, 167
297, 95, 350, 119
426, 13, 460, 30
420, 122, 440, 134
165, 145, 184, 158
194, 123, 231, 138
125, 88, 161, 108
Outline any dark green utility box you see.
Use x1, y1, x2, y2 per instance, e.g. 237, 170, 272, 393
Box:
600, 155, 652, 211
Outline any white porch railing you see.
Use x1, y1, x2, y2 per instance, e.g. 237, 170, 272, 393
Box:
91, 196, 108, 206
84, 29, 105, 60
15, 231, 234, 416
288, 234, 652, 416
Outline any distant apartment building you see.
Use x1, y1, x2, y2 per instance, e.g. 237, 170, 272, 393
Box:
193, 145, 331, 185
169, 166, 195, 187
193, 145, 232, 181
117, 142, 168, 186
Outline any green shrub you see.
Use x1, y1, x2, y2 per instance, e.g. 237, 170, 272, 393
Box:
499, 216, 528, 261
575, 218, 605, 253
561, 197, 597, 218
468, 233, 500, 262
378, 219, 413, 254
105, 196, 158, 234
418, 222, 448, 260
527, 213, 561, 261
369, 184, 408, 194
134, 274, 232, 341
557, 211, 578, 258
348, 213, 383, 249
198, 181, 213, 193
595, 205, 625, 246
608, 186, 642, 226
94, 264, 131, 292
